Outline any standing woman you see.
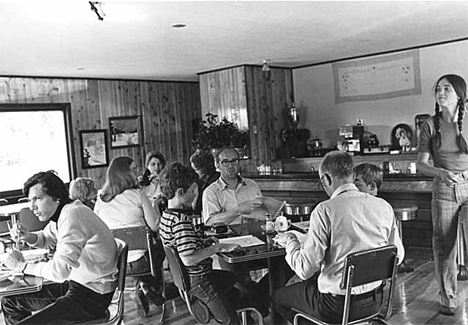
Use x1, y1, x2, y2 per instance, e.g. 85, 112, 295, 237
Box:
417, 74, 468, 315
94, 156, 165, 317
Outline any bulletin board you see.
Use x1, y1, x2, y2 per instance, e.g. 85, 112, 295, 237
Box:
332, 50, 421, 103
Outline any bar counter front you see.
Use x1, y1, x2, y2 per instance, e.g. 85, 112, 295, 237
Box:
245, 171, 434, 258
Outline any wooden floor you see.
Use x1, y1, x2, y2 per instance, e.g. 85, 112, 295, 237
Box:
2, 255, 468, 325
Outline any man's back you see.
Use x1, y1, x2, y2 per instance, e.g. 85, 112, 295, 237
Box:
286, 184, 404, 295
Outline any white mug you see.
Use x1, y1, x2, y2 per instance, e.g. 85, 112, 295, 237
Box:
275, 216, 291, 232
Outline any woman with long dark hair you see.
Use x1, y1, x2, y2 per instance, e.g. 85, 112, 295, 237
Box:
95, 156, 165, 317
417, 74, 468, 315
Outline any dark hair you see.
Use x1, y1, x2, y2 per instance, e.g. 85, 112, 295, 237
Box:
100, 156, 138, 202
320, 151, 354, 179
189, 149, 216, 175
23, 170, 72, 204
354, 163, 384, 189
160, 162, 198, 200
145, 151, 166, 169
140, 151, 167, 186
433, 74, 468, 153
213, 146, 239, 163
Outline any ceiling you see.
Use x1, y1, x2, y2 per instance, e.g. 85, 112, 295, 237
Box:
1, 1, 468, 82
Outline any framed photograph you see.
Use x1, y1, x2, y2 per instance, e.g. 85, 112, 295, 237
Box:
79, 130, 109, 169
109, 115, 141, 148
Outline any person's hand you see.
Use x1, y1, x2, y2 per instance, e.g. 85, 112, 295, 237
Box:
216, 243, 240, 253
274, 232, 298, 247
438, 170, 461, 187
237, 199, 262, 214
1, 248, 25, 271
203, 236, 219, 247
9, 223, 29, 245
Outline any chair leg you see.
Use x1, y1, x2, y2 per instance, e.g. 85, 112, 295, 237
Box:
237, 307, 264, 325
159, 266, 166, 325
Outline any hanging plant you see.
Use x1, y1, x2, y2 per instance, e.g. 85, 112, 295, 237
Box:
192, 113, 249, 152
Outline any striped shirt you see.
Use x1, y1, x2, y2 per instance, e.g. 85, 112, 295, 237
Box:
159, 209, 212, 276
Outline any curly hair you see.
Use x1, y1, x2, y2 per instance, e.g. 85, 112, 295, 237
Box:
433, 74, 468, 153
160, 162, 198, 200
69, 177, 96, 202
23, 170, 72, 204
189, 149, 216, 175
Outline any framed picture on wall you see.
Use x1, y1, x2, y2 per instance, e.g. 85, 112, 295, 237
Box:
79, 129, 109, 169
109, 115, 141, 148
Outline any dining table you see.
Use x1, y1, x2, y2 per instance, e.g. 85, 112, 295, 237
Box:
215, 221, 292, 325
0, 273, 44, 297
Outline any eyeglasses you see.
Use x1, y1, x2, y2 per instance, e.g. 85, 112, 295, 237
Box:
316, 175, 326, 189
219, 158, 239, 167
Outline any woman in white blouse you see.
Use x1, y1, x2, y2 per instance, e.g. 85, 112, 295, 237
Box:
94, 156, 165, 317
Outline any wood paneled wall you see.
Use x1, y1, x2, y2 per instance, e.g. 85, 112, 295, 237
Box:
199, 65, 293, 173
0, 77, 200, 188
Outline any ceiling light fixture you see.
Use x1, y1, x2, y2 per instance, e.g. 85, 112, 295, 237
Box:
261, 60, 270, 72
89, 1, 105, 21
172, 23, 187, 28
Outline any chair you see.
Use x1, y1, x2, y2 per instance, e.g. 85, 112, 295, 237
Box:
163, 244, 264, 325
80, 238, 128, 325
111, 226, 166, 324
293, 245, 399, 325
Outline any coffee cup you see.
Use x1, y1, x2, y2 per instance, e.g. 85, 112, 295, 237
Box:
275, 216, 291, 232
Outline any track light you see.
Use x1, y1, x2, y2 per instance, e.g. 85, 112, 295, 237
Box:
89, 1, 105, 21
262, 60, 270, 72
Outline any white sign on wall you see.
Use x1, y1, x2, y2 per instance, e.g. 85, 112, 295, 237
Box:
332, 50, 421, 103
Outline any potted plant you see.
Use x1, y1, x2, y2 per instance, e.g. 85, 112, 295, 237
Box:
192, 113, 249, 157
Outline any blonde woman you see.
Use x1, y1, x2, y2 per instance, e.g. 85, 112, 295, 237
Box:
94, 156, 165, 317
69, 177, 98, 210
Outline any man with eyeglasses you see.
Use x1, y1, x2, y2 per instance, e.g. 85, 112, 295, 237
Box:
202, 147, 270, 317
271, 151, 405, 324
202, 147, 262, 226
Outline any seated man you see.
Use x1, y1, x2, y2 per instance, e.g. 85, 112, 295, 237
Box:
271, 151, 404, 324
1, 170, 118, 325
354, 163, 384, 196
202, 146, 262, 226
159, 162, 259, 325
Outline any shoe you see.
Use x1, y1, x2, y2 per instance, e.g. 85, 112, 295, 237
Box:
134, 288, 150, 317
146, 291, 166, 307
439, 305, 455, 315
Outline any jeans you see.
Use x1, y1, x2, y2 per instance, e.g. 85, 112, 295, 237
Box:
127, 238, 165, 296
189, 270, 255, 325
1, 280, 114, 325
432, 176, 468, 308
270, 272, 383, 324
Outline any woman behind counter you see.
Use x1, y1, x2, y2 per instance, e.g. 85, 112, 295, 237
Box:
94, 156, 165, 317
417, 74, 468, 316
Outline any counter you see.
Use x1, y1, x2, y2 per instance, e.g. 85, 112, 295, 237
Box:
244, 172, 434, 258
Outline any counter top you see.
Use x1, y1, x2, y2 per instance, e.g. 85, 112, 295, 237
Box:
243, 172, 433, 193
244, 173, 433, 181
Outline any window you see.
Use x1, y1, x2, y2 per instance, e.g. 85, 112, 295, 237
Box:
0, 104, 76, 200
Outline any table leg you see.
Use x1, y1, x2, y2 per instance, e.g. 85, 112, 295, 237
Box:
268, 256, 289, 325
397, 219, 413, 273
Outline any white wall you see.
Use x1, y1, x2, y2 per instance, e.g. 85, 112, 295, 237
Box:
293, 40, 468, 148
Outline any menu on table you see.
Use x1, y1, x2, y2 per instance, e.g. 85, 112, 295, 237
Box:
219, 235, 265, 247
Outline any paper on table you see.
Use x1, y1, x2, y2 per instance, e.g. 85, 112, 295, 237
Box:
219, 235, 265, 247
246, 196, 286, 221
